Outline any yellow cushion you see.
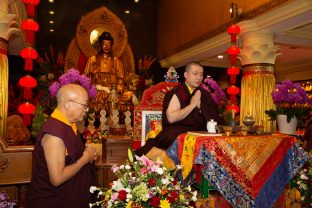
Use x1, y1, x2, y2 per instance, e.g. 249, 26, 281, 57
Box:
146, 147, 176, 170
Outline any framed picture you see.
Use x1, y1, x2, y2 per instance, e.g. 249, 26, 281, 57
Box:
141, 110, 162, 146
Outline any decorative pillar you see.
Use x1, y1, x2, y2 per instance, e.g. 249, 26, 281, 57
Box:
0, 37, 8, 139
0, 0, 20, 139
238, 20, 279, 132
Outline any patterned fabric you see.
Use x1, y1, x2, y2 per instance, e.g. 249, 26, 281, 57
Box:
167, 134, 309, 208
181, 134, 197, 179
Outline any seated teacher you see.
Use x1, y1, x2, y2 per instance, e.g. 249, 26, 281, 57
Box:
135, 62, 224, 156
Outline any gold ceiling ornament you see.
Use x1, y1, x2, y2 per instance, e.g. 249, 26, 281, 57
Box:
75, 6, 128, 58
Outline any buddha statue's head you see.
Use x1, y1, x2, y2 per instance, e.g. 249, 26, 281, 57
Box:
98, 32, 114, 54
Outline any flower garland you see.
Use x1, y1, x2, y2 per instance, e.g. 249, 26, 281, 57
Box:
89, 151, 197, 208
201, 77, 227, 104
49, 69, 96, 98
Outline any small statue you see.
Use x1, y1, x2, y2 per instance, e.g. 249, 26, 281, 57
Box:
164, 66, 179, 82
99, 110, 108, 131
108, 86, 119, 123
124, 111, 132, 136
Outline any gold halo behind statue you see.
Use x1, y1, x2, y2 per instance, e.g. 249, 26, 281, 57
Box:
76, 6, 127, 58
64, 38, 135, 75
64, 6, 135, 74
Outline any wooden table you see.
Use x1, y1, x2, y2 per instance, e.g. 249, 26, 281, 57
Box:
167, 133, 309, 208
95, 135, 132, 188
0, 139, 33, 207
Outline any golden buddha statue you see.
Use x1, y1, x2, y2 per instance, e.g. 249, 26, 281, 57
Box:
84, 32, 125, 113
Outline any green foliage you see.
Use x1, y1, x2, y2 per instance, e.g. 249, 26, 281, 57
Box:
31, 104, 47, 142
265, 106, 310, 128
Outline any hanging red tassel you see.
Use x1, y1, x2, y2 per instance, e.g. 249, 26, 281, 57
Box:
22, 0, 40, 17
26, 4, 35, 17
230, 75, 236, 84
24, 88, 32, 100
25, 59, 33, 71
25, 30, 35, 43
230, 94, 236, 103
23, 114, 32, 126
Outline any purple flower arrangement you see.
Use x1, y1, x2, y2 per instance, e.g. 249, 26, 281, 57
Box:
265, 79, 311, 125
201, 77, 226, 104
49, 69, 96, 98
272, 79, 311, 105
0, 191, 17, 208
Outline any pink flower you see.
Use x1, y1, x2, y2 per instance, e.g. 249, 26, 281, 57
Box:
111, 192, 118, 201
140, 167, 148, 174
135, 155, 152, 167
112, 164, 120, 173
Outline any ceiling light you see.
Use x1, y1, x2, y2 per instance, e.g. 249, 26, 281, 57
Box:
50, 29, 54, 32
134, 0, 139, 3
49, 20, 54, 24
218, 55, 223, 59
49, 11, 54, 15
49, 0, 54, 2
125, 10, 130, 14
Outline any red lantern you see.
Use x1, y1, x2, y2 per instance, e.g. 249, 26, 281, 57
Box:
227, 66, 240, 84
227, 24, 240, 43
21, 19, 39, 44
227, 85, 240, 103
227, 46, 240, 65
18, 75, 37, 100
18, 102, 36, 126
227, 85, 240, 95
226, 104, 240, 113
20, 47, 38, 71
22, 0, 40, 17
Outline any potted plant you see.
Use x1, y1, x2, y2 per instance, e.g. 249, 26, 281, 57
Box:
265, 79, 311, 134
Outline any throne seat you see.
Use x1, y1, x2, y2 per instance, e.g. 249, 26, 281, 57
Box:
132, 81, 179, 147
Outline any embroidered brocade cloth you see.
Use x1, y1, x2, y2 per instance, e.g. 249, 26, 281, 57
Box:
167, 134, 309, 208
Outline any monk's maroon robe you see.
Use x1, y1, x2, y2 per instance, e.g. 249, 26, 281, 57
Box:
135, 83, 223, 156
27, 117, 97, 208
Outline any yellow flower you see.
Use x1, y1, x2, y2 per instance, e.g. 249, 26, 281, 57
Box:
159, 199, 171, 208
126, 201, 133, 208
179, 194, 185, 201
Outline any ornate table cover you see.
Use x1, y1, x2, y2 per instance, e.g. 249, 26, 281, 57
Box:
167, 134, 309, 208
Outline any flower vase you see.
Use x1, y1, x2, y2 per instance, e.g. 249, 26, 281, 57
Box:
276, 114, 298, 134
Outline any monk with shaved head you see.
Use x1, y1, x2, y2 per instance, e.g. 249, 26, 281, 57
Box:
27, 84, 98, 208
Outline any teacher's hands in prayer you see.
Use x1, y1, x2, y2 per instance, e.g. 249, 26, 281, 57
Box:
83, 144, 98, 163
191, 90, 201, 109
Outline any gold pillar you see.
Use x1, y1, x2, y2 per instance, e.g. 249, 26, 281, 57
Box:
0, 37, 8, 139
238, 20, 279, 132
240, 64, 276, 132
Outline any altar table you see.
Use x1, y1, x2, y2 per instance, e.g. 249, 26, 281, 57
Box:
166, 133, 309, 208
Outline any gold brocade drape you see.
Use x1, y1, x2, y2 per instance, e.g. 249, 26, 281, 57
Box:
240, 65, 276, 132
0, 52, 8, 139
